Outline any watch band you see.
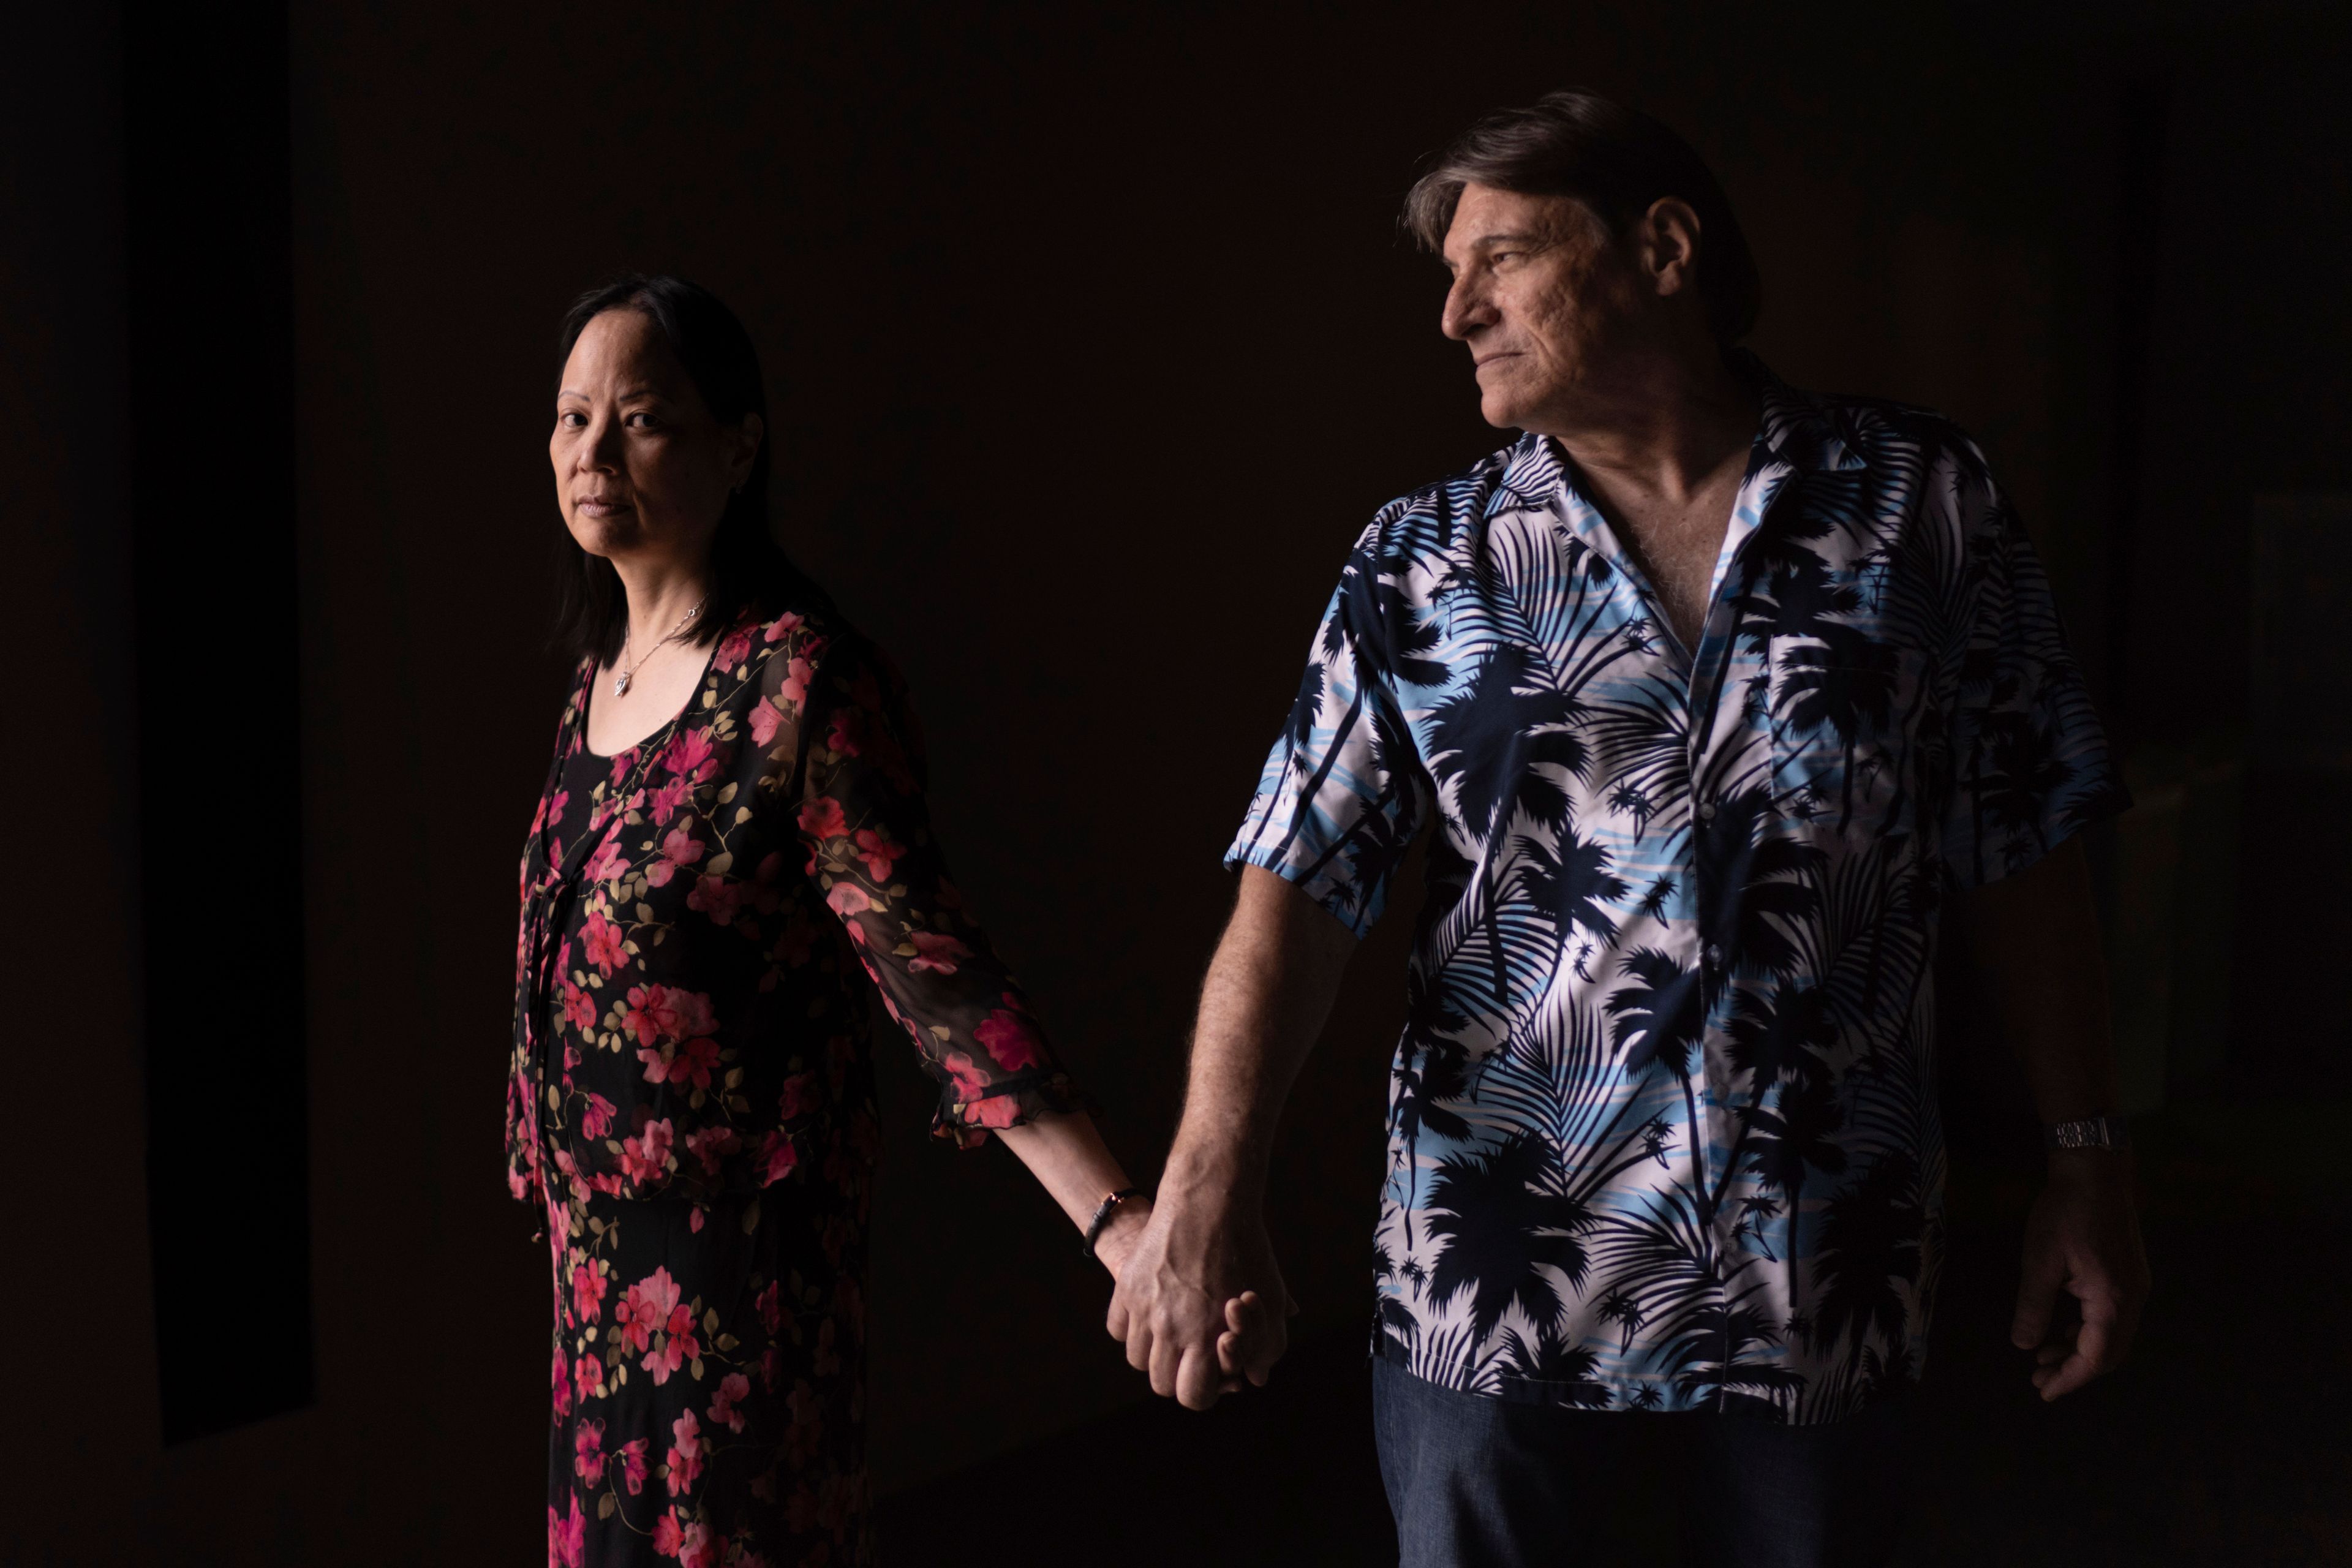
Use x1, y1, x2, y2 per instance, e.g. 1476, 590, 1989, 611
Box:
1080, 1188, 1143, 1259
2044, 1115, 2130, 1153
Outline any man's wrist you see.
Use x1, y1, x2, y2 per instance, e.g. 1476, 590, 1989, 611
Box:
1161, 1134, 1267, 1205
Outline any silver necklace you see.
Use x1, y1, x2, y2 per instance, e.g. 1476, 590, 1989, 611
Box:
613, 594, 709, 696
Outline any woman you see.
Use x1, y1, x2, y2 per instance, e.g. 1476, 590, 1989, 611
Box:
510, 275, 1149, 1567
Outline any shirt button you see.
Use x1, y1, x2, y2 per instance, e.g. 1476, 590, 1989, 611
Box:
1698, 801, 1717, 821
1704, 944, 1724, 968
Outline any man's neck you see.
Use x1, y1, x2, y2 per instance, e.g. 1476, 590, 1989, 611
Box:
1532, 346, 1757, 507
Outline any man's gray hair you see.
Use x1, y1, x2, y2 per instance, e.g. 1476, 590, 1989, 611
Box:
1404, 88, 1762, 345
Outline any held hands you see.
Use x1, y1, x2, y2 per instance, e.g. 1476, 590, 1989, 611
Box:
2010, 1152, 2150, 1400
1104, 1189, 1294, 1411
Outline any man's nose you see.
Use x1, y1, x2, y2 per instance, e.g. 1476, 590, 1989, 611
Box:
1441, 277, 1494, 341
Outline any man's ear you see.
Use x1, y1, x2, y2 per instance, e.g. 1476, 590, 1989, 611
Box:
1640, 197, 1705, 300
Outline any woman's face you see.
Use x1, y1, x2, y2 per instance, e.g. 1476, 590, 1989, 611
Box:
550, 308, 761, 570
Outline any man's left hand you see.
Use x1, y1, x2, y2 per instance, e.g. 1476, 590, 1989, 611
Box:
2008, 1152, 2149, 1400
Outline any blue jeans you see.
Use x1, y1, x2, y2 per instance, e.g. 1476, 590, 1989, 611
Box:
1373, 1359, 1917, 1568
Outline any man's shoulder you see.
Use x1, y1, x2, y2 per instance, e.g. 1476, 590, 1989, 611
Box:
1766, 375, 1994, 486
1355, 434, 1546, 557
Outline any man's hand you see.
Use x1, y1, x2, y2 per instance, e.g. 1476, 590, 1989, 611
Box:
1107, 1187, 1292, 1411
2010, 1152, 2149, 1400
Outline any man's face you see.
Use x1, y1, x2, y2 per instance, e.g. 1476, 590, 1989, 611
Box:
1440, 183, 1648, 433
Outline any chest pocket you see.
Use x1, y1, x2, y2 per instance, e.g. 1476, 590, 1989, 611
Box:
1765, 631, 1920, 834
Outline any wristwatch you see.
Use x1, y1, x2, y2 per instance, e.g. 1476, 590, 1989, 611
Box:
2044, 1115, 2130, 1153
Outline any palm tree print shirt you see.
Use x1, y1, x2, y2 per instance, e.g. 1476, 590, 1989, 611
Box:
1227, 358, 2125, 1423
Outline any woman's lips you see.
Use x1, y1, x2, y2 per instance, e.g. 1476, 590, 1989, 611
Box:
575, 496, 632, 514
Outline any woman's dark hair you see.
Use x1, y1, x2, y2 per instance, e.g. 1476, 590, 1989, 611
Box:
551, 273, 809, 663
1403, 89, 1762, 345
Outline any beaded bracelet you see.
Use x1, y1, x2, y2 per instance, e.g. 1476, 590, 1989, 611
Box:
1081, 1188, 1144, 1259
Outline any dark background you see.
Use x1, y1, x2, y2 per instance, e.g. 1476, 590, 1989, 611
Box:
6, 2, 2349, 1562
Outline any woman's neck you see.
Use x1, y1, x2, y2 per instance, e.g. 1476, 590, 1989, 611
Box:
613, 552, 714, 655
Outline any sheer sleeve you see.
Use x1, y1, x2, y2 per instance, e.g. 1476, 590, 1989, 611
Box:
758, 624, 1083, 1146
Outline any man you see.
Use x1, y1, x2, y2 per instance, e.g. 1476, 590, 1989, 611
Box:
1107, 89, 2150, 1565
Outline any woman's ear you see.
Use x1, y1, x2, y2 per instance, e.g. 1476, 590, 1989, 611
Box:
728, 412, 765, 492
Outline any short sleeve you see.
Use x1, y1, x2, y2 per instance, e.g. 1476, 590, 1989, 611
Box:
1934, 455, 2130, 889
772, 628, 1084, 1146
1224, 530, 1430, 935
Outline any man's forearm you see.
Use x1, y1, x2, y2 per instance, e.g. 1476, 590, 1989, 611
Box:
1164, 866, 1358, 1204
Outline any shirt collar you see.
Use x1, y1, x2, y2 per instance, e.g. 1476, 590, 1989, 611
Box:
1730, 349, 1871, 475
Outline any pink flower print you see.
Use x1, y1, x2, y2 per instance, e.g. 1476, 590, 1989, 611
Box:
664, 726, 716, 782
609, 752, 633, 785
645, 826, 705, 888
581, 1092, 617, 1139
748, 695, 787, 748
552, 1348, 572, 1417
715, 628, 752, 671
572, 1262, 608, 1325
666, 1409, 705, 1496
617, 1118, 675, 1184
581, 913, 627, 976
907, 931, 971, 975
637, 1035, 721, 1091
759, 1346, 783, 1393
778, 655, 815, 709
541, 788, 568, 836
687, 873, 743, 925
708, 1373, 751, 1434
825, 881, 870, 921
575, 1352, 603, 1403
763, 609, 804, 643
975, 1000, 1048, 1071
620, 1438, 649, 1495
942, 1050, 993, 1104
562, 979, 597, 1032
853, 827, 905, 881
619, 1264, 684, 1361
777, 1072, 820, 1121
755, 1280, 782, 1336
797, 796, 848, 844
574, 1418, 606, 1481
967, 1092, 1022, 1129
826, 706, 864, 757
650, 775, 693, 825
623, 984, 715, 1046
682, 1125, 739, 1176
549, 1496, 586, 1568
755, 1129, 799, 1186
652, 1512, 715, 1568
582, 827, 630, 885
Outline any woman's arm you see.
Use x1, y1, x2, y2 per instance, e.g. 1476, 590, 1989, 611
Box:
993, 1111, 1151, 1275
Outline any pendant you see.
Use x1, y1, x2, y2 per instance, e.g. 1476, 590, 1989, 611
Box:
613, 673, 631, 696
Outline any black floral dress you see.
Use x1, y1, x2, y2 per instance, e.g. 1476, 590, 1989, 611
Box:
510, 595, 1079, 1567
